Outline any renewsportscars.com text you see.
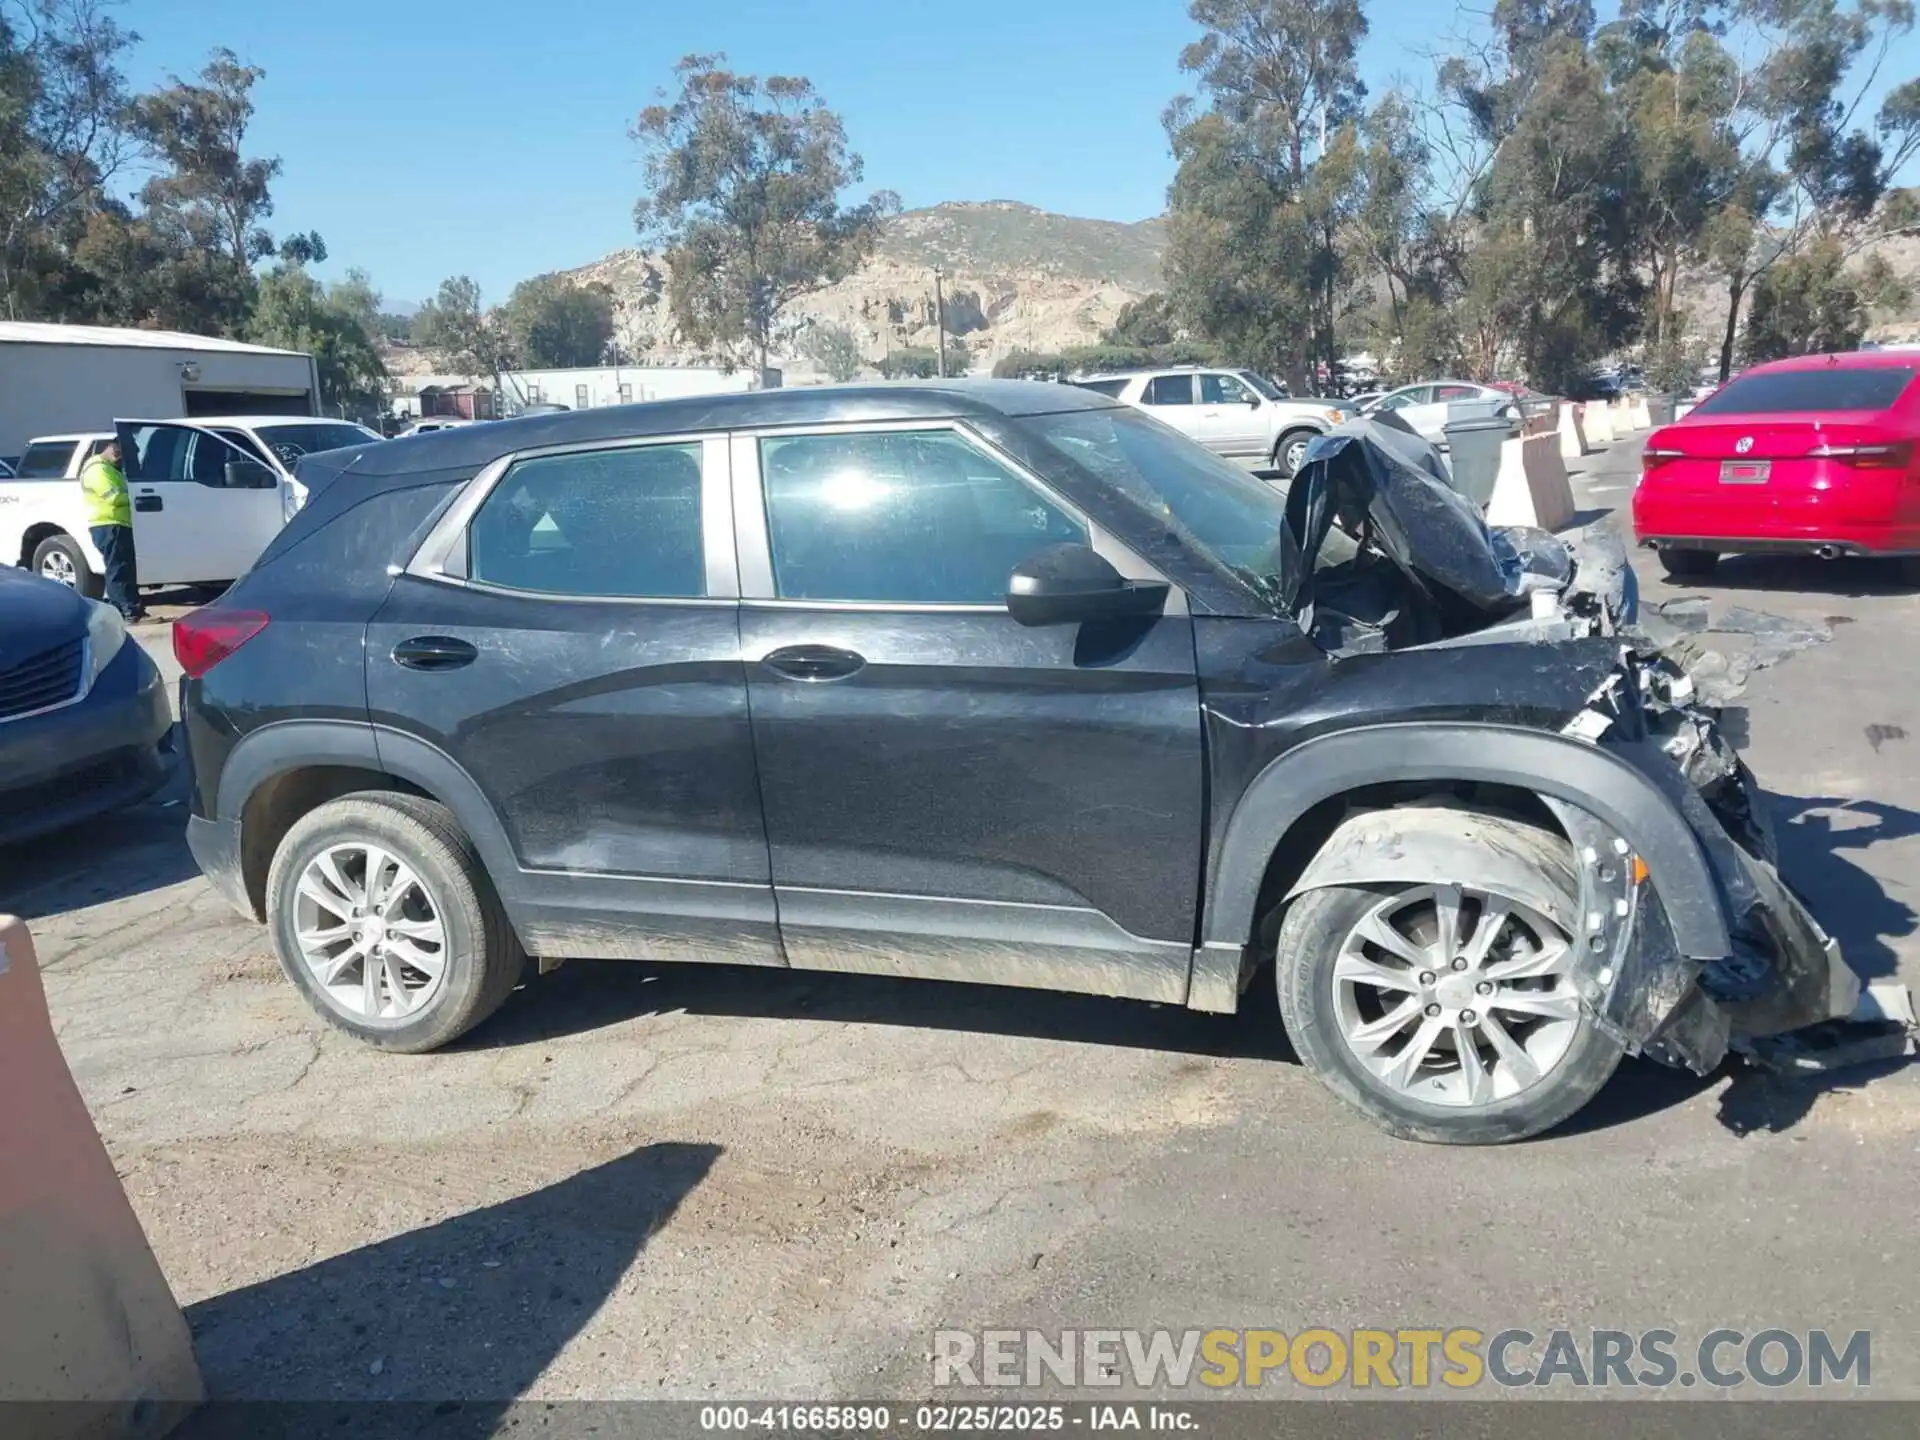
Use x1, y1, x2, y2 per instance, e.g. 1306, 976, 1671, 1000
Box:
931, 1327, 1871, 1390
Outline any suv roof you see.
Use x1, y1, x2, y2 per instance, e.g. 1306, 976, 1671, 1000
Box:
24, 431, 112, 446
331, 381, 1118, 482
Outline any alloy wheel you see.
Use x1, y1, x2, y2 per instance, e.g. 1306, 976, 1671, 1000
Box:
40, 551, 77, 587
292, 842, 449, 1022
1330, 883, 1580, 1108
1284, 437, 1311, 474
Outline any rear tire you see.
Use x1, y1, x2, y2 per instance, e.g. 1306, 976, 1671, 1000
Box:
1658, 548, 1719, 580
266, 791, 525, 1053
31, 533, 102, 598
1275, 877, 1624, 1145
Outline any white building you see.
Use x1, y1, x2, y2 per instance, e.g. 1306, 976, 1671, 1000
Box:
497, 364, 773, 415
0, 322, 319, 458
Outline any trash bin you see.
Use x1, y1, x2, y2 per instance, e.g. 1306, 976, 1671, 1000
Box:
1646, 392, 1676, 427
1442, 415, 1512, 508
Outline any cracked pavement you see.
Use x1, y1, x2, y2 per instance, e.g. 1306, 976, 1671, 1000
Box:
6, 438, 1920, 1402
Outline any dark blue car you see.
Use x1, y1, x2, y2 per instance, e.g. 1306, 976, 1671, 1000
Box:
0, 566, 172, 846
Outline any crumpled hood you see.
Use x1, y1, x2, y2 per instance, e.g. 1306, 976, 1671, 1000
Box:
1281, 420, 1605, 653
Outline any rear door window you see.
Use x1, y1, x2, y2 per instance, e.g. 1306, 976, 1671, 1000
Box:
15, 441, 77, 479
1144, 375, 1195, 406
1072, 379, 1129, 398
467, 442, 706, 598
1692, 368, 1915, 415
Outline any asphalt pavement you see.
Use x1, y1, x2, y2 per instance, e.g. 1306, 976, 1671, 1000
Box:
4, 433, 1918, 1408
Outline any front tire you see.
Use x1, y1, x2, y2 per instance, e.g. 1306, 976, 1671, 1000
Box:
266, 792, 524, 1052
1273, 428, 1318, 479
31, 533, 103, 598
1658, 548, 1719, 580
1275, 879, 1624, 1144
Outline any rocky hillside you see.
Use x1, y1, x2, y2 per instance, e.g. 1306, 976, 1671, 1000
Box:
558, 200, 1167, 376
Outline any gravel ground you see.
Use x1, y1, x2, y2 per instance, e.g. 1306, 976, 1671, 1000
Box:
6, 435, 1918, 1408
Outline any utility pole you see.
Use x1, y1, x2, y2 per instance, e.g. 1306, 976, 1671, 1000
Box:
934, 268, 948, 379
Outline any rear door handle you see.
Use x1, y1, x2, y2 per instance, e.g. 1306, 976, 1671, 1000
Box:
134, 494, 162, 512
761, 644, 865, 682
393, 635, 478, 671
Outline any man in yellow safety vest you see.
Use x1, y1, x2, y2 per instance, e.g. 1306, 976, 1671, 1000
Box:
79, 438, 145, 621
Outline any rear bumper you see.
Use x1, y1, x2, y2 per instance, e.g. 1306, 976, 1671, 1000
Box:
185, 814, 252, 918
1637, 533, 1920, 558
0, 642, 173, 846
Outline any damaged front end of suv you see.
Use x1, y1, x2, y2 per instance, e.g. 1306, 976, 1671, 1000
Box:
1278, 421, 1863, 1081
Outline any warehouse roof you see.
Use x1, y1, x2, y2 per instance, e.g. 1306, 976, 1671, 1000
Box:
0, 320, 307, 357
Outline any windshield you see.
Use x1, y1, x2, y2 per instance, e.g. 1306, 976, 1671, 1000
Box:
252, 423, 382, 466
1027, 406, 1290, 610
1237, 370, 1285, 401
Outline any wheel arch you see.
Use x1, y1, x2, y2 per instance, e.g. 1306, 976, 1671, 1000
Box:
1203, 723, 1730, 961
219, 721, 522, 925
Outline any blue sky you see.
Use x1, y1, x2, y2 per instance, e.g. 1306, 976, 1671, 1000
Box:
121, 0, 1915, 308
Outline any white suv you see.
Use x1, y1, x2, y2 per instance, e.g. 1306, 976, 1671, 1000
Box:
1075, 368, 1355, 477
1, 416, 381, 596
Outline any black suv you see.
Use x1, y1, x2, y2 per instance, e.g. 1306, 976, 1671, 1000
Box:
176, 382, 1856, 1144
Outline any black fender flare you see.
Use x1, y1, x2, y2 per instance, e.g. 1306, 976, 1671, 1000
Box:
215, 719, 525, 904
1203, 721, 1731, 961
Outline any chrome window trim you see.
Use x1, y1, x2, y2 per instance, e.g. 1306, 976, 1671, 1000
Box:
731, 418, 1184, 614
404, 432, 738, 601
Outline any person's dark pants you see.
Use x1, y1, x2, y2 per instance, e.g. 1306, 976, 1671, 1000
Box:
89, 523, 142, 618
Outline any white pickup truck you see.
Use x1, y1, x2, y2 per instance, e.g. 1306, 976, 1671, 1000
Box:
0, 415, 381, 596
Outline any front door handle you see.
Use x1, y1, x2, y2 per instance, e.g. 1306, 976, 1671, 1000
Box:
393, 635, 478, 671
761, 644, 865, 682
134, 493, 162, 512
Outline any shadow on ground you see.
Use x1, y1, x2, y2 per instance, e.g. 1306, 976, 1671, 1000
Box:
1768, 791, 1920, 981
0, 750, 199, 919
469, 953, 1299, 1064
1653, 553, 1920, 598
177, 1141, 719, 1434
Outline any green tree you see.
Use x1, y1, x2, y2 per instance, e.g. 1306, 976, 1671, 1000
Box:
1745, 237, 1909, 359
0, 0, 139, 320
501, 274, 616, 368
1162, 0, 1370, 385
799, 320, 864, 380
249, 263, 388, 420
631, 54, 898, 372
413, 274, 517, 385
1103, 294, 1178, 348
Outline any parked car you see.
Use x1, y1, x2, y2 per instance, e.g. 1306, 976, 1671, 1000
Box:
1, 417, 382, 597
0, 565, 171, 846
1075, 367, 1354, 477
1634, 351, 1920, 580
174, 383, 1855, 1145
397, 417, 477, 438
1358, 381, 1519, 445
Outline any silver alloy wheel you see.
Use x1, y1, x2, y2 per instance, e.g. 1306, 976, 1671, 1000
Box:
292, 842, 449, 1022
1330, 883, 1579, 1108
1283, 435, 1312, 474
40, 550, 77, 587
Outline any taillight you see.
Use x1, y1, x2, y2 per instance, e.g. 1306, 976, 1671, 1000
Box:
1811, 441, 1913, 469
1641, 446, 1684, 472
173, 609, 269, 678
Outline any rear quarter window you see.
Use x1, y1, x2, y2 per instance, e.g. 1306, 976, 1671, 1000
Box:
15, 441, 78, 479
1071, 379, 1129, 398
1692, 367, 1915, 415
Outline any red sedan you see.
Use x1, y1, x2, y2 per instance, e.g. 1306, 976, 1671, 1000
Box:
1633, 351, 1920, 580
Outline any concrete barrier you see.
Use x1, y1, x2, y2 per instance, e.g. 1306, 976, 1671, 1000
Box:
0, 916, 202, 1435
1629, 394, 1652, 430
1557, 401, 1589, 460
1581, 401, 1616, 445
1613, 399, 1638, 433
1487, 431, 1577, 531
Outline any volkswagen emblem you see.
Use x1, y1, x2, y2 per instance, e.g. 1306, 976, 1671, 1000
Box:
1734, 436, 1754, 454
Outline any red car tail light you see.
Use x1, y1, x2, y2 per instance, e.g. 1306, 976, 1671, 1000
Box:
173, 610, 269, 678
1641, 446, 1685, 472
1810, 441, 1913, 469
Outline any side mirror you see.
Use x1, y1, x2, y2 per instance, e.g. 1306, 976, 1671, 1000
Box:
225, 459, 278, 490
1246, 395, 1262, 408
1006, 543, 1170, 628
